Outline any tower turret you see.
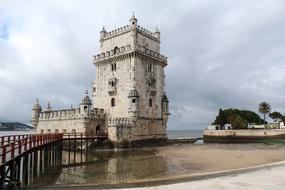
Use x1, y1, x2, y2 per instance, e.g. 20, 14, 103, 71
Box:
154, 27, 160, 40
80, 90, 92, 116
100, 26, 107, 43
31, 98, 42, 128
129, 14, 137, 30
45, 102, 52, 112
161, 93, 169, 119
128, 88, 140, 119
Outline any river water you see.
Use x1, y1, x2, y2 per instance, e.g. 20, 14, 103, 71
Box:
0, 130, 203, 188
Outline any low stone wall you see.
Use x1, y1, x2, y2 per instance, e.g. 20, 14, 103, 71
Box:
203, 129, 285, 143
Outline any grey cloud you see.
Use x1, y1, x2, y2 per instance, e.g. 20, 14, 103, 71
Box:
0, 0, 285, 129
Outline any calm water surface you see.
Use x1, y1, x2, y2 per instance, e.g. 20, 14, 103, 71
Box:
0, 130, 203, 187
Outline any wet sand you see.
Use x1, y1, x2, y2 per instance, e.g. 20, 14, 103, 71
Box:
122, 163, 285, 190
35, 143, 285, 189
155, 143, 285, 175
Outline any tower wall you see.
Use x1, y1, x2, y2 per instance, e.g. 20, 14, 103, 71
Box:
93, 16, 169, 145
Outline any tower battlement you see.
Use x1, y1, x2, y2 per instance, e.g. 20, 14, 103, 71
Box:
93, 45, 167, 64
100, 25, 159, 42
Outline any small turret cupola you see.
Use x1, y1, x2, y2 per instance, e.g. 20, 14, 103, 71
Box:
128, 88, 140, 118
154, 27, 160, 40
32, 98, 42, 129
80, 90, 92, 115
81, 90, 92, 105
129, 13, 137, 29
100, 26, 107, 42
45, 102, 52, 112
32, 98, 42, 112
161, 93, 169, 113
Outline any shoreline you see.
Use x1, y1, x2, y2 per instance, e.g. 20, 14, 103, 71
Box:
34, 143, 285, 189
34, 160, 285, 189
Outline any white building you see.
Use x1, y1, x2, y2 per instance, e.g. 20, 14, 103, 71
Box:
32, 15, 170, 146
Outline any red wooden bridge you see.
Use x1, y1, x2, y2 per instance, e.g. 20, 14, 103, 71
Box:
0, 133, 108, 189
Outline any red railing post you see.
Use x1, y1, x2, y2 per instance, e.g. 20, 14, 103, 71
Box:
24, 138, 27, 151
29, 136, 32, 149
18, 140, 22, 154
7, 136, 10, 144
2, 146, 6, 163
1, 136, 4, 146
11, 143, 15, 159
33, 135, 36, 147
36, 135, 39, 146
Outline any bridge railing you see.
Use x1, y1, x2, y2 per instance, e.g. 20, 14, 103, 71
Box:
0, 133, 63, 164
0, 135, 32, 146
62, 132, 108, 139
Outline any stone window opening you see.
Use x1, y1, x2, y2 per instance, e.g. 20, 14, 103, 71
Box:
93, 87, 96, 92
111, 98, 115, 107
111, 81, 115, 87
114, 46, 120, 54
149, 98, 152, 107
84, 106, 87, 110
147, 64, 153, 73
132, 98, 136, 103
111, 63, 117, 71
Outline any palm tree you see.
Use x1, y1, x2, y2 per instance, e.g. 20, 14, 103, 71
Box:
258, 102, 271, 124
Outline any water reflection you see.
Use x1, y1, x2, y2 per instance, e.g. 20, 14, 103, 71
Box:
34, 149, 169, 187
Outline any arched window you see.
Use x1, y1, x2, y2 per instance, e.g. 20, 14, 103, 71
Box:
149, 98, 152, 107
114, 47, 119, 54
111, 98, 115, 107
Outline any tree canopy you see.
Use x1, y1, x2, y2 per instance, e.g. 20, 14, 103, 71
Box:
258, 102, 271, 124
212, 108, 264, 129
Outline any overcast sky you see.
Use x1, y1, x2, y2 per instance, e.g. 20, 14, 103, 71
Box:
0, 0, 285, 129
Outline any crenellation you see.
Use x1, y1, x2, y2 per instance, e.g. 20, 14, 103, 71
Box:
93, 44, 167, 64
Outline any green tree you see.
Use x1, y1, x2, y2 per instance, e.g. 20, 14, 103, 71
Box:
228, 115, 247, 129
258, 102, 271, 124
269, 111, 283, 122
213, 108, 226, 126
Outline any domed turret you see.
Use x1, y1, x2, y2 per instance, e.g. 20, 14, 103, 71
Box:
31, 98, 42, 129
154, 27, 160, 40
81, 90, 92, 105
161, 94, 169, 103
80, 90, 92, 115
128, 88, 139, 119
128, 89, 139, 98
129, 13, 137, 29
32, 98, 42, 111
45, 102, 52, 112
161, 93, 169, 114
100, 26, 107, 42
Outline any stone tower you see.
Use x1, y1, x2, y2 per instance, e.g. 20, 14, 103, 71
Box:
31, 98, 42, 128
93, 15, 169, 145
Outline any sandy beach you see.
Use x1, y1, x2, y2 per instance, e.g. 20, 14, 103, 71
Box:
36, 143, 285, 189
155, 143, 285, 175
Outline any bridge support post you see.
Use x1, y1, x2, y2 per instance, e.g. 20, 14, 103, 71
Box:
0, 165, 6, 189
29, 152, 33, 185
39, 149, 43, 175
9, 160, 16, 181
33, 150, 38, 178
22, 155, 28, 186
16, 157, 21, 182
